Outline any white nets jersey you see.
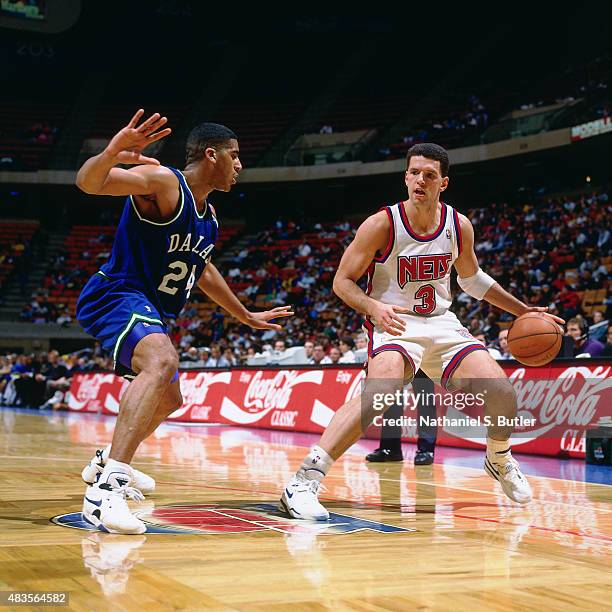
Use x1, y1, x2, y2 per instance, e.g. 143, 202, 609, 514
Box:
366, 201, 463, 317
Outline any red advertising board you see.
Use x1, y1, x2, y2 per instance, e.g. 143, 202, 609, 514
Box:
68, 361, 611, 458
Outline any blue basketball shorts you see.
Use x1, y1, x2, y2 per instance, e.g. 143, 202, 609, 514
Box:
76, 272, 178, 382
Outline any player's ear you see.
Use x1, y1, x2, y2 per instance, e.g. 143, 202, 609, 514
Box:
440, 176, 449, 191
204, 147, 216, 162
404, 170, 409, 187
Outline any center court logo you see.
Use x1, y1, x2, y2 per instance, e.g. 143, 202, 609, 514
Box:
51, 503, 414, 535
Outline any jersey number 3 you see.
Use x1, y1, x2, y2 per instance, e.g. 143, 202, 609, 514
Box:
414, 284, 436, 315
158, 261, 197, 298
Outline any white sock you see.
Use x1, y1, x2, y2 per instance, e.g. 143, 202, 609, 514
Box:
96, 458, 132, 489
487, 436, 511, 464
299, 446, 334, 482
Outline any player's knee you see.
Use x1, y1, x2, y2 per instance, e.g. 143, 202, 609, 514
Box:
152, 352, 179, 383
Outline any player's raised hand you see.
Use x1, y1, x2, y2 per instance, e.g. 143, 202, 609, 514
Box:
242, 306, 294, 330
105, 109, 172, 166
370, 302, 410, 336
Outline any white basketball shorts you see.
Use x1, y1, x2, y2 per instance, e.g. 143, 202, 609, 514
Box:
363, 310, 488, 387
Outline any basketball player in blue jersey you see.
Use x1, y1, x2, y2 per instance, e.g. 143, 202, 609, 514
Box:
280, 143, 564, 520
75, 110, 293, 534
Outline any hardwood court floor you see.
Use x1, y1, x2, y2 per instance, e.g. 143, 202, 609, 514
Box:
0, 408, 610, 611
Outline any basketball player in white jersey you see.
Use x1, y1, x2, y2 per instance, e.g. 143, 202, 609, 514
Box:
280, 143, 564, 519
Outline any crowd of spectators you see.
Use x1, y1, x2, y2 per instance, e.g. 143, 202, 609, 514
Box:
459, 191, 610, 326
377, 95, 489, 160
0, 122, 60, 170
9, 188, 612, 374
0, 348, 112, 409
167, 189, 610, 366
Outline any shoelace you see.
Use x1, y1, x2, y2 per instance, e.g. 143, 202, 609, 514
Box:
497, 460, 524, 482
113, 486, 145, 503
294, 478, 327, 495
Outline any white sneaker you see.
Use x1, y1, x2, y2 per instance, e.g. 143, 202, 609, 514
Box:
485, 455, 533, 504
81, 449, 155, 494
279, 473, 330, 521
82, 483, 146, 535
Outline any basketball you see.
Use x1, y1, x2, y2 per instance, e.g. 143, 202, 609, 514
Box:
507, 312, 562, 366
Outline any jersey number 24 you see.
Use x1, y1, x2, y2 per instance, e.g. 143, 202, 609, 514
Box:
158, 261, 197, 298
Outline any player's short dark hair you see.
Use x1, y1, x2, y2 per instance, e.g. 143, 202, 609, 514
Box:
406, 143, 449, 177
185, 122, 237, 165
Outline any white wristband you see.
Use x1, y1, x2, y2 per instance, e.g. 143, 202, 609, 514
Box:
457, 269, 496, 300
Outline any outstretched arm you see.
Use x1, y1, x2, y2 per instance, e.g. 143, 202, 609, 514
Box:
454, 214, 564, 324
333, 211, 410, 336
197, 263, 293, 330
76, 109, 178, 213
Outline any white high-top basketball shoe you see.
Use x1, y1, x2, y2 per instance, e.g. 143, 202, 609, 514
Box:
279, 472, 330, 521
81, 449, 155, 494
485, 454, 533, 504
82, 468, 146, 535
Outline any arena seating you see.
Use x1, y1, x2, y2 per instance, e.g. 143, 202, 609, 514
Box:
24, 222, 243, 323
16, 188, 612, 366
0, 103, 65, 170
0, 220, 39, 290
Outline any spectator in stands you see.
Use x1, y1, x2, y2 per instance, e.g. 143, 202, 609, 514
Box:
303, 341, 314, 361
298, 241, 312, 257
354, 334, 367, 351
41, 350, 71, 400
223, 348, 238, 367
338, 337, 356, 363
495, 329, 512, 360
556, 285, 582, 319
590, 310, 609, 342
206, 345, 230, 368
179, 346, 201, 365
5, 354, 34, 406
327, 346, 341, 365
56, 309, 72, 326
565, 316, 605, 357
602, 326, 612, 357
479, 312, 499, 343
0, 356, 12, 398
468, 318, 484, 336
309, 344, 328, 366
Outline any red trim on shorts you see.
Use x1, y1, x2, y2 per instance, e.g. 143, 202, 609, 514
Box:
374, 206, 395, 263
452, 207, 462, 256
398, 200, 447, 242
363, 318, 375, 358
371, 343, 416, 376
365, 261, 375, 296
441, 344, 487, 389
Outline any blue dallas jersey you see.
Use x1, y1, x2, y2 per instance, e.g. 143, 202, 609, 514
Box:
98, 167, 218, 319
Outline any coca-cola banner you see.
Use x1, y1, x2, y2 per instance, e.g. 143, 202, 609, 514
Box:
68, 361, 611, 458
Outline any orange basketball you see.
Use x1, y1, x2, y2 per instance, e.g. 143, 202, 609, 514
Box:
507, 312, 562, 367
